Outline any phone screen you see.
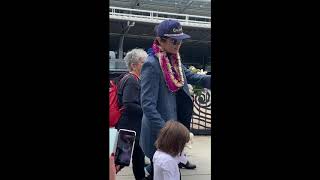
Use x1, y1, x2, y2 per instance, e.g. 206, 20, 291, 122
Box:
115, 129, 136, 166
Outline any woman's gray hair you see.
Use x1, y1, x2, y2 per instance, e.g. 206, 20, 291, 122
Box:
124, 48, 148, 71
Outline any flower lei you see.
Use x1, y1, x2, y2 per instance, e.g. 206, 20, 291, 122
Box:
151, 41, 184, 92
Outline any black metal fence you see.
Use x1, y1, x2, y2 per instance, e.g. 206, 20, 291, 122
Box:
190, 89, 213, 135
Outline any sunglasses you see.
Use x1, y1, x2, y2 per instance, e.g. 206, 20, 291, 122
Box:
162, 37, 183, 45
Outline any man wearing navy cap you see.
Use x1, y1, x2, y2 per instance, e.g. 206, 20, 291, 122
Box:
139, 19, 211, 179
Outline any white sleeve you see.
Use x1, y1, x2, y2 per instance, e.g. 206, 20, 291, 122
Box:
175, 152, 188, 165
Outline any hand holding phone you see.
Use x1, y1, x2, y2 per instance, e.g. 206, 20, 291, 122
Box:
114, 129, 136, 166
109, 154, 116, 180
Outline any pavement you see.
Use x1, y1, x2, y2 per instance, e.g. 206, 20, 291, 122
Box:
116, 136, 211, 180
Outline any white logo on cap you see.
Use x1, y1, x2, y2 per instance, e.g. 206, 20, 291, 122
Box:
173, 27, 182, 33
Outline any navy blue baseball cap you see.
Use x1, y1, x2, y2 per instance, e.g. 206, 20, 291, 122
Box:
155, 19, 191, 40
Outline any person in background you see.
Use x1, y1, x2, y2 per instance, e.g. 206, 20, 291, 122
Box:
116, 48, 148, 180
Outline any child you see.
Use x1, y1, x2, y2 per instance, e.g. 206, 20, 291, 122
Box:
153, 120, 190, 180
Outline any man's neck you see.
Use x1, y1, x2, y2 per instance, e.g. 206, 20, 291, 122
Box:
167, 54, 174, 64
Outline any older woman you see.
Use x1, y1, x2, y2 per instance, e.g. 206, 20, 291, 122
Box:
116, 48, 148, 180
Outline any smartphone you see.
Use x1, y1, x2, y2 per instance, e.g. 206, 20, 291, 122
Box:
114, 129, 136, 166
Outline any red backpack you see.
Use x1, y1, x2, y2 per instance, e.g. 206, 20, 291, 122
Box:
109, 73, 138, 127
109, 79, 121, 127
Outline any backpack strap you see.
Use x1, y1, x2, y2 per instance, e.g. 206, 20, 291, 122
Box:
118, 73, 139, 89
129, 72, 139, 81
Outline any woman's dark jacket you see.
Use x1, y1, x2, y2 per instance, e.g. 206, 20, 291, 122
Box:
116, 73, 143, 140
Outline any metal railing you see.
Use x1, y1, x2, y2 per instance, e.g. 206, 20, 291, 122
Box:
110, 6, 211, 29
191, 89, 212, 135
109, 58, 127, 72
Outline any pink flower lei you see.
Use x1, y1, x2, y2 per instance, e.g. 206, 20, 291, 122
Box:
152, 41, 184, 92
